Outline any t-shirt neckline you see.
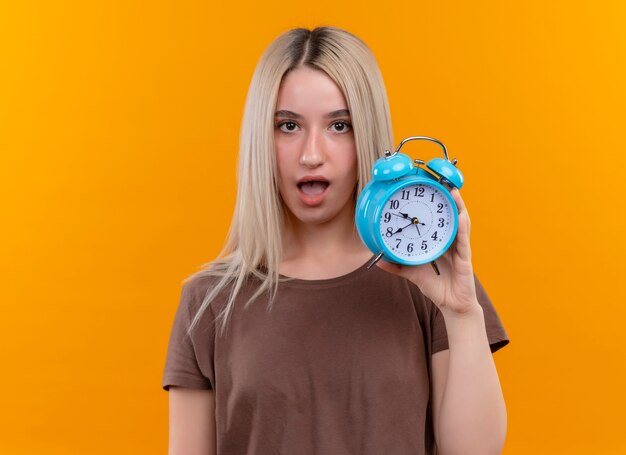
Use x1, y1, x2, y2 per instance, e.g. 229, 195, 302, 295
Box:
278, 259, 373, 289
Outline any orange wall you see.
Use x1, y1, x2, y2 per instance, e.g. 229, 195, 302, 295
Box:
1, 1, 625, 453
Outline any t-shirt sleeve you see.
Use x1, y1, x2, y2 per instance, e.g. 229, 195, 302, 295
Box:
431, 272, 510, 355
161, 280, 214, 391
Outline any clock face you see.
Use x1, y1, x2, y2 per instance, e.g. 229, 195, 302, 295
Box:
378, 183, 456, 262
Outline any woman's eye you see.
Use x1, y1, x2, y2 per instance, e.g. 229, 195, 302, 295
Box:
330, 121, 352, 133
278, 121, 299, 132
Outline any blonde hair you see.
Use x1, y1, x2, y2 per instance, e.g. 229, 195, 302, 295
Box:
185, 26, 394, 337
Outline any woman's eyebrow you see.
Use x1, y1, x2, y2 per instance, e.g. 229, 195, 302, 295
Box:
324, 109, 350, 119
274, 109, 351, 119
275, 110, 303, 119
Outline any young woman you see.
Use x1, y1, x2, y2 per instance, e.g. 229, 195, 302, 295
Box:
162, 26, 510, 455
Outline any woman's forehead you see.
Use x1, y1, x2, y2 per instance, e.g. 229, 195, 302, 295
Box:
275, 67, 348, 116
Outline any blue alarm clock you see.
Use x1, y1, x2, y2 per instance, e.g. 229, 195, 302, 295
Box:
355, 136, 464, 275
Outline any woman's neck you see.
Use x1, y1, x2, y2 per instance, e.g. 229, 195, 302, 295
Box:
280, 207, 373, 280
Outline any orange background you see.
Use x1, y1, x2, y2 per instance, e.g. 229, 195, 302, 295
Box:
1, 1, 625, 453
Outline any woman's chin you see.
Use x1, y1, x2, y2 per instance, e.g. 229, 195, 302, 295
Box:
290, 209, 333, 226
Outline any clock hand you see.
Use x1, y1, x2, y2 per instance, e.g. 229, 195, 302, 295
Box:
392, 212, 426, 234
395, 211, 425, 225
391, 222, 413, 235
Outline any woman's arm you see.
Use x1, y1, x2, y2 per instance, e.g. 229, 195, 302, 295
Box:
377, 188, 507, 453
168, 386, 216, 455
431, 305, 507, 455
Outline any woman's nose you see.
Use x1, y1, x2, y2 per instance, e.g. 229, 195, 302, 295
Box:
299, 131, 325, 168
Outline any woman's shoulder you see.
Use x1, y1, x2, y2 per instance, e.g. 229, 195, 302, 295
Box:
181, 265, 262, 310
182, 269, 237, 297
182, 271, 219, 295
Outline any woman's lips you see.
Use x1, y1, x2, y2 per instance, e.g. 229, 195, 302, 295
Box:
297, 180, 329, 206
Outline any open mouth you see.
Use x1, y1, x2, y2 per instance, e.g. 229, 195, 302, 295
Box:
297, 180, 330, 196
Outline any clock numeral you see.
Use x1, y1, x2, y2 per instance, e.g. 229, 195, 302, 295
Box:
407, 243, 414, 253
431, 231, 438, 241
389, 200, 400, 210
383, 212, 391, 223
386, 227, 394, 237
421, 240, 428, 250
430, 193, 435, 202
401, 190, 410, 200
414, 187, 425, 197
438, 218, 444, 228
395, 238, 402, 248
437, 203, 444, 213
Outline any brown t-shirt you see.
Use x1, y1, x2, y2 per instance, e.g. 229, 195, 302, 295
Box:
162, 262, 509, 454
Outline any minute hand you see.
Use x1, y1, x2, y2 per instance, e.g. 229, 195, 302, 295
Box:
391, 222, 413, 235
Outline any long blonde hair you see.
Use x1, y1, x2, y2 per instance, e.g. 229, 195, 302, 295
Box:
185, 26, 394, 337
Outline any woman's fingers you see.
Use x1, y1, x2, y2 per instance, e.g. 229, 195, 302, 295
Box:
450, 188, 472, 262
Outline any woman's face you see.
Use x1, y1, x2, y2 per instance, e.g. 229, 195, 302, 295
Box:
274, 66, 357, 227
